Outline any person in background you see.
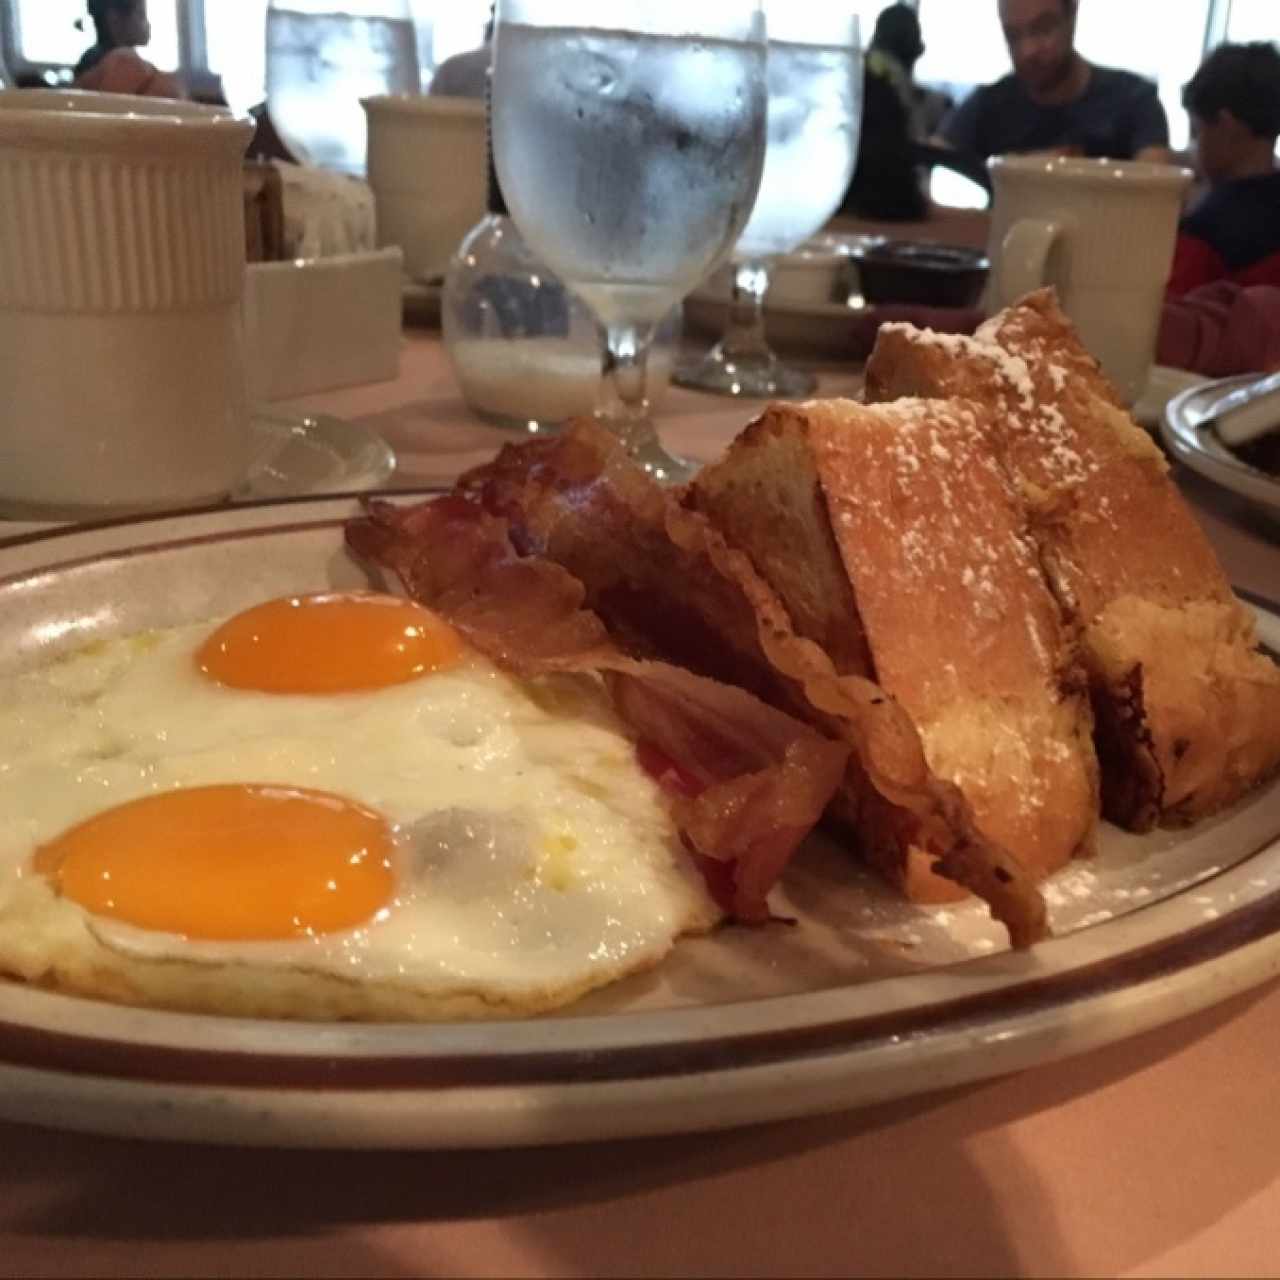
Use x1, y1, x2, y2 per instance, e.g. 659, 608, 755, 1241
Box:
1168, 42, 1280, 297
865, 5, 951, 142
941, 0, 1170, 163
429, 7, 494, 100
842, 5, 931, 220
73, 0, 183, 99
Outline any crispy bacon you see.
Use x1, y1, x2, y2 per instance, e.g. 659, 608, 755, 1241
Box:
452, 421, 1049, 948
605, 667, 851, 920
345, 496, 849, 923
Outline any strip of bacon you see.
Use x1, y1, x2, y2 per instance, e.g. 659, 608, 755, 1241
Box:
345, 496, 849, 923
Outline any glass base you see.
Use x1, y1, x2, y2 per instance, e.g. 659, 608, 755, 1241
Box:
469, 406, 564, 437
674, 345, 817, 400
594, 413, 696, 486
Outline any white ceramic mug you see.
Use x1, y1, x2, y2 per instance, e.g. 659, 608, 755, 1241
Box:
986, 156, 1193, 404
0, 90, 253, 518
362, 94, 486, 281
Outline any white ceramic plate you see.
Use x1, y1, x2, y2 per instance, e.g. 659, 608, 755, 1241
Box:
1162, 374, 1280, 517
0, 497, 1278, 1150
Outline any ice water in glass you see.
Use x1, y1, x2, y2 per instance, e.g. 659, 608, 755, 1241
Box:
266, 3, 420, 175
493, 24, 766, 328
734, 41, 861, 260
491, 6, 766, 480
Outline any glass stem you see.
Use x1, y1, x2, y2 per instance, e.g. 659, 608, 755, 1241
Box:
720, 259, 773, 363
597, 322, 659, 454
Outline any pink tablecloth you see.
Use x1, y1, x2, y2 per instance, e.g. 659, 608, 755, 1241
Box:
282, 334, 867, 487
3, 333, 1280, 1280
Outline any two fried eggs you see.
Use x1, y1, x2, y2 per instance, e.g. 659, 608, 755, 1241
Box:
0, 594, 717, 1019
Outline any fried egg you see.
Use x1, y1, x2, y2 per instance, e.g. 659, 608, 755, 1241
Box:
0, 593, 718, 1019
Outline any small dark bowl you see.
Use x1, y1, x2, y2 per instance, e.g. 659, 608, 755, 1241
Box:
852, 240, 991, 308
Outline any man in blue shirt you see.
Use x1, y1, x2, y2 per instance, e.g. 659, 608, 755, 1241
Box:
941, 0, 1171, 163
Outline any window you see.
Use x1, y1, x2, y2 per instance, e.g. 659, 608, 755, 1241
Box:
1075, 0, 1211, 149
206, 0, 266, 114
423, 0, 490, 69
8, 0, 178, 76
202, 0, 493, 108
0, 0, 492, 99
2, 1, 1266, 130
204, 0, 493, 106
1224, 0, 1279, 43
915, 0, 1009, 98
848, 1, 896, 44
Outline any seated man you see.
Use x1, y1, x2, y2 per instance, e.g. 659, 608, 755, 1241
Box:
941, 0, 1170, 162
1168, 42, 1280, 297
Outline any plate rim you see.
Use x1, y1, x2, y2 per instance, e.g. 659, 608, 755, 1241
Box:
1, 831, 1279, 1088
0, 495, 1278, 1147
1161, 374, 1280, 512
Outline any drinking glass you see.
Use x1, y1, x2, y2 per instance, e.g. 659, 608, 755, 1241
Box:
490, 0, 767, 481
265, 0, 420, 175
677, 8, 862, 399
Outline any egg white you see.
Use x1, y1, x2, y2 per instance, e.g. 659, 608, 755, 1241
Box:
0, 617, 719, 1019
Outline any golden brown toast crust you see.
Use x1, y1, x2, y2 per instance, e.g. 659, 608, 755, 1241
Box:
690, 398, 1099, 897
687, 410, 874, 679
865, 289, 1280, 828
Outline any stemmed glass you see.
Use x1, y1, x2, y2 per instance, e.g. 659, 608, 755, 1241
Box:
676, 8, 862, 399
490, 0, 768, 481
265, 0, 420, 175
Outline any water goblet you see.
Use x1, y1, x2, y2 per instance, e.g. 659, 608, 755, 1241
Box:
676, 8, 863, 400
266, 0, 420, 176
490, 0, 768, 482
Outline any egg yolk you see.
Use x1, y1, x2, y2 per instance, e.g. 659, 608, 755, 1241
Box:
196, 593, 463, 694
34, 784, 396, 941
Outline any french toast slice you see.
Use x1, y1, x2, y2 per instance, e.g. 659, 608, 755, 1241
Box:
865, 289, 1280, 828
689, 397, 1099, 900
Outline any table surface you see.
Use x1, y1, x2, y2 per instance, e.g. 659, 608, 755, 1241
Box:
3, 329, 1280, 1280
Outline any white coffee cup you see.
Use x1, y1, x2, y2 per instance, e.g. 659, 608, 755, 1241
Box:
0, 90, 253, 518
986, 155, 1193, 404
362, 94, 486, 282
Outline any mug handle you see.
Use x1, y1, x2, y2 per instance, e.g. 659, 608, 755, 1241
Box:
997, 217, 1063, 306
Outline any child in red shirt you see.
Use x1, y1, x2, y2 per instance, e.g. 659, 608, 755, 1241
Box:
1169, 43, 1280, 298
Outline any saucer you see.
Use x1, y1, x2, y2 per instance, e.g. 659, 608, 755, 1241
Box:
0, 411, 396, 538
239, 410, 395, 500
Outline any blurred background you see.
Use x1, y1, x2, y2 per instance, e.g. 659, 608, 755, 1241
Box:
1, 0, 1273, 150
